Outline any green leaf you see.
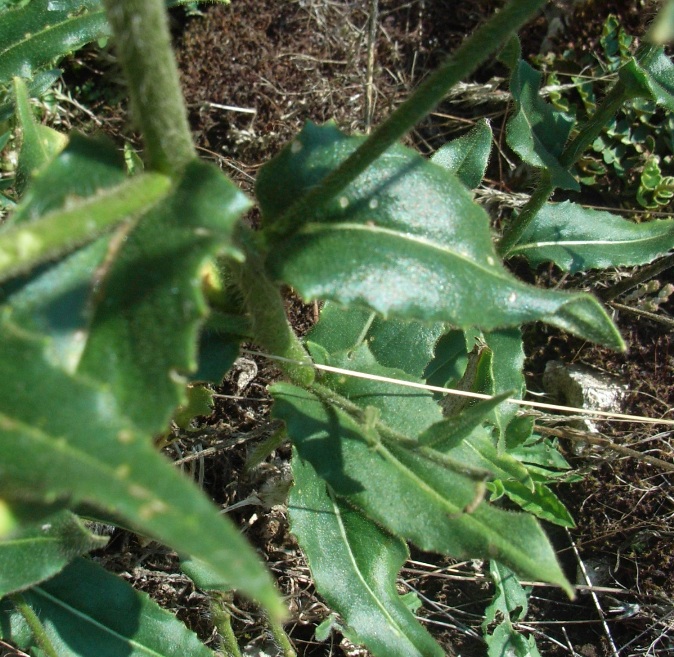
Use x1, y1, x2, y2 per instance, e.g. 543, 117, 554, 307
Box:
309, 342, 443, 438
308, 300, 445, 379
257, 123, 622, 349
486, 622, 542, 657
0, 0, 201, 85
497, 481, 575, 527
510, 201, 674, 272
484, 561, 529, 629
420, 422, 533, 490
0, 0, 109, 83
0, 511, 106, 597
421, 393, 510, 446
504, 55, 578, 190
0, 316, 283, 617
483, 328, 525, 437
1, 557, 215, 657
424, 329, 474, 388
271, 383, 572, 594
622, 49, 674, 112
289, 454, 443, 657
431, 118, 492, 189
8, 132, 128, 226
0, 171, 171, 284
0, 68, 61, 123
78, 159, 249, 434
13, 76, 67, 195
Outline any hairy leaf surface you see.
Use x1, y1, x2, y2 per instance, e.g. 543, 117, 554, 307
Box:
500, 41, 577, 190
257, 123, 622, 349
78, 159, 249, 433
0, 317, 282, 615
1, 558, 215, 657
307, 300, 445, 378
272, 383, 571, 593
0, 0, 207, 84
432, 118, 492, 189
309, 342, 443, 438
290, 455, 443, 657
511, 201, 674, 272
0, 511, 105, 597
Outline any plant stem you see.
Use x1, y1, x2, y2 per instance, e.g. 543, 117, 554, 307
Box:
103, 0, 195, 177
265, 0, 546, 241
9, 593, 59, 657
209, 593, 243, 657
266, 612, 297, 657
498, 45, 660, 257
231, 228, 315, 388
310, 382, 490, 480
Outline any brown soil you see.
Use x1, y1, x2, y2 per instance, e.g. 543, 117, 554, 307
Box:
56, 0, 674, 655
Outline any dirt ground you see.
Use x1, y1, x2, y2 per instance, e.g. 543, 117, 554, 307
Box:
55, 0, 674, 655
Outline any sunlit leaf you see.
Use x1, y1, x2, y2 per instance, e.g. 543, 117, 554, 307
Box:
307, 300, 445, 379
432, 118, 492, 189
510, 201, 674, 272
257, 123, 622, 349
0, 558, 215, 657
289, 454, 443, 657
0, 316, 283, 616
500, 40, 577, 190
271, 383, 572, 594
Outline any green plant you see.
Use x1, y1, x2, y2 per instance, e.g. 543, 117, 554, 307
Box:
535, 13, 674, 210
1, 1, 674, 656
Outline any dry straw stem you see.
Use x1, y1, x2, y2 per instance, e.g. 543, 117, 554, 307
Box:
536, 425, 674, 474
244, 350, 674, 428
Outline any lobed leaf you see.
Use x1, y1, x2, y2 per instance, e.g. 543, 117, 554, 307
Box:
257, 123, 622, 350
432, 118, 492, 189
289, 454, 443, 657
0, 511, 106, 598
1, 557, 215, 657
510, 201, 674, 272
0, 316, 283, 617
271, 383, 572, 594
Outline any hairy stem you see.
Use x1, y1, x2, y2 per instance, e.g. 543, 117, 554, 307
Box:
265, 0, 546, 241
103, 0, 195, 176
9, 593, 59, 657
231, 229, 314, 387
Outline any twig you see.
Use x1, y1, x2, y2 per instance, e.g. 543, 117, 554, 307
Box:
171, 422, 281, 467
608, 301, 674, 330
536, 426, 674, 474
601, 253, 674, 302
364, 0, 379, 132
565, 529, 620, 657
